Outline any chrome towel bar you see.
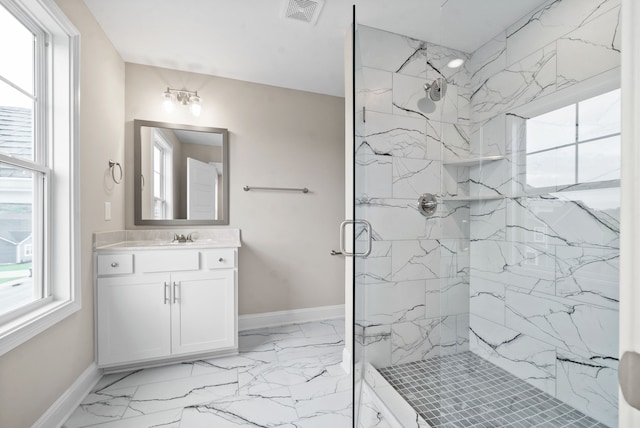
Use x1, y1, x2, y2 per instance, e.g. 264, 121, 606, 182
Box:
243, 185, 309, 193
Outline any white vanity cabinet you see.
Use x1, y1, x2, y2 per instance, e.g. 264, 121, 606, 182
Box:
95, 247, 237, 368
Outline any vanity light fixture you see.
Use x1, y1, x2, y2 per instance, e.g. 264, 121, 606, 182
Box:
161, 88, 202, 117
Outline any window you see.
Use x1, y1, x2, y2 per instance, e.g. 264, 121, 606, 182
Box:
0, 2, 45, 319
151, 130, 173, 219
525, 89, 621, 189
0, 0, 79, 356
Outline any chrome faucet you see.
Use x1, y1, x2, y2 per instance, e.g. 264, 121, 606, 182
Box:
172, 233, 194, 243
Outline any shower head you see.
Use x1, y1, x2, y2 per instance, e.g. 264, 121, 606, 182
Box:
424, 78, 447, 102
417, 78, 448, 114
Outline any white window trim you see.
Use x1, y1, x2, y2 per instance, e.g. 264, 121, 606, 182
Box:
509, 68, 621, 196
151, 129, 173, 219
0, 0, 80, 357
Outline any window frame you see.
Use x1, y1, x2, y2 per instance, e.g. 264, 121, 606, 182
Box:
524, 90, 621, 188
0, 0, 79, 357
509, 69, 621, 196
151, 129, 173, 220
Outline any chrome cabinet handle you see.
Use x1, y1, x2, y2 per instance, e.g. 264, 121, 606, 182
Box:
163, 282, 170, 304
173, 281, 180, 304
339, 219, 372, 258
110, 262, 119, 268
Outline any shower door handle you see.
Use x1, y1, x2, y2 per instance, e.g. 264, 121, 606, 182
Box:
339, 219, 372, 258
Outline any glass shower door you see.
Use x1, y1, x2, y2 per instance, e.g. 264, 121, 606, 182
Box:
352, 18, 451, 426
353, 1, 621, 427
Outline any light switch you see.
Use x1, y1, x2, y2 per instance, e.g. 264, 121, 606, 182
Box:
104, 202, 111, 221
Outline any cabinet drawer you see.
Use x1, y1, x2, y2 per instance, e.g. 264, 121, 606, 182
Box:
203, 249, 236, 269
137, 251, 200, 273
97, 254, 133, 276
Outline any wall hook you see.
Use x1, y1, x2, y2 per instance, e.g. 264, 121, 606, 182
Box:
108, 160, 123, 184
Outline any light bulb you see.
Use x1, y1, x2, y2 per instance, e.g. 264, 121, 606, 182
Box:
447, 58, 465, 69
162, 91, 174, 113
189, 95, 201, 117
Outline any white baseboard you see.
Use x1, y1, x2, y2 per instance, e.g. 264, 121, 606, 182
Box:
32, 362, 102, 428
341, 347, 351, 374
238, 304, 345, 331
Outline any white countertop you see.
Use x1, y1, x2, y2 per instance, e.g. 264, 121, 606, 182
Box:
94, 228, 241, 251
97, 239, 240, 251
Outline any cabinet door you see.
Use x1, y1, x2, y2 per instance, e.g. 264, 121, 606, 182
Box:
97, 274, 171, 366
171, 270, 236, 356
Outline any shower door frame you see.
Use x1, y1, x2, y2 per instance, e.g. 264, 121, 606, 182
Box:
620, 0, 640, 424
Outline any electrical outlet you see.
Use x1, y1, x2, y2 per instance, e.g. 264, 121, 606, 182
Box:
104, 202, 111, 221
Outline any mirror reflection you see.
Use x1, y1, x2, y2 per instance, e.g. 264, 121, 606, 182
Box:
134, 120, 229, 225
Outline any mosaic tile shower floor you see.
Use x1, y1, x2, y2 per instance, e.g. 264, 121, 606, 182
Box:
378, 352, 608, 428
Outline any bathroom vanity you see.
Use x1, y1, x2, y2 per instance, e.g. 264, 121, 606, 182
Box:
93, 229, 240, 369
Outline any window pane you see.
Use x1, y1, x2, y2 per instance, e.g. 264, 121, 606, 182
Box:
578, 136, 621, 183
578, 89, 621, 141
153, 199, 164, 219
153, 146, 161, 172
0, 4, 34, 95
0, 80, 34, 161
154, 172, 162, 198
0, 164, 40, 317
527, 146, 576, 188
526, 104, 576, 153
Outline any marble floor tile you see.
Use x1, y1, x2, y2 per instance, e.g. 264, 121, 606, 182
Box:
238, 324, 306, 352
63, 319, 351, 428
295, 389, 352, 419
289, 370, 351, 403
122, 370, 238, 418
294, 411, 353, 428
237, 357, 330, 395
94, 364, 194, 393
180, 387, 299, 427
274, 334, 345, 362
64, 409, 183, 428
190, 349, 278, 377
63, 386, 135, 428
298, 318, 344, 338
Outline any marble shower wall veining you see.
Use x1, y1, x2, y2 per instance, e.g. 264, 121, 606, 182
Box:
355, 25, 471, 369
466, 0, 621, 426
356, 0, 620, 426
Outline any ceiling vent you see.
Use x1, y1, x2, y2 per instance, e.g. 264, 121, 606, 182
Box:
283, 0, 325, 25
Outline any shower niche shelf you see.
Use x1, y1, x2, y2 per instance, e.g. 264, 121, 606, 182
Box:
442, 154, 506, 203
443, 155, 505, 167
441, 195, 505, 202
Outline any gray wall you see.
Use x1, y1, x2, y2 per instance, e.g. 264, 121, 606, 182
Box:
0, 0, 126, 426
125, 64, 346, 316
0, 3, 345, 426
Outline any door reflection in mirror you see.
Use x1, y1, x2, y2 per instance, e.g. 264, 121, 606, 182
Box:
134, 120, 229, 226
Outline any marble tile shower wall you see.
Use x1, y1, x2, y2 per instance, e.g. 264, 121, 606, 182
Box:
465, 0, 621, 426
354, 25, 471, 369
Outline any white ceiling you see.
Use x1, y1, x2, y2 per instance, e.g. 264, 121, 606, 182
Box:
83, 0, 550, 97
